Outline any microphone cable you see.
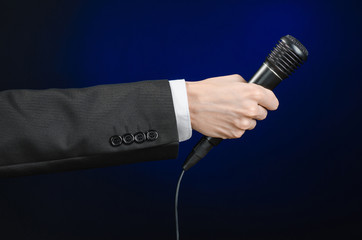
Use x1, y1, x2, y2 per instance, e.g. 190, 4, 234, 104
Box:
174, 35, 308, 240
175, 170, 185, 240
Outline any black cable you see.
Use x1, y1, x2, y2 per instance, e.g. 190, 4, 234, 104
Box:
175, 169, 185, 240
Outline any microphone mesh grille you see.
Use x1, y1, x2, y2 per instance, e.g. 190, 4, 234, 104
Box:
267, 36, 307, 78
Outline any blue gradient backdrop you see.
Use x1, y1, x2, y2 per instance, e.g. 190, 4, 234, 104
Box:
1, 0, 362, 239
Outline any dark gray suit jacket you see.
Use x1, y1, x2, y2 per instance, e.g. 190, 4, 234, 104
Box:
0, 80, 179, 177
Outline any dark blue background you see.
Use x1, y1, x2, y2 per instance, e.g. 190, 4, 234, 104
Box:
1, 0, 361, 239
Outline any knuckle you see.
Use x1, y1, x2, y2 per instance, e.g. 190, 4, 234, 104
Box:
233, 118, 241, 126
232, 74, 245, 82
247, 105, 258, 117
274, 98, 280, 110
253, 89, 264, 101
232, 74, 241, 79
232, 130, 244, 138
239, 118, 250, 129
260, 110, 268, 120
270, 99, 279, 111
270, 93, 279, 110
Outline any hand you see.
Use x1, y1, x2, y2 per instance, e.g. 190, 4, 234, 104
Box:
186, 74, 279, 139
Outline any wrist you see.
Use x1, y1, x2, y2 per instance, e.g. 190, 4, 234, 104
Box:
185, 81, 198, 130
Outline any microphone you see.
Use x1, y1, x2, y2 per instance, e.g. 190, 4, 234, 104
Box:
182, 35, 309, 171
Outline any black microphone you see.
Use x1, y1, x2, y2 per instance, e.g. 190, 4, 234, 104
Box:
182, 35, 309, 171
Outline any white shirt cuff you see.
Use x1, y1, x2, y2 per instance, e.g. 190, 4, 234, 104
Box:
168, 79, 192, 142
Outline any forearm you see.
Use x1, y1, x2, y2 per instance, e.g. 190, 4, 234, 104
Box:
0, 80, 179, 177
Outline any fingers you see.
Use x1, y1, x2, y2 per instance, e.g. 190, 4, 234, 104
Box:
241, 104, 267, 120
254, 105, 268, 120
236, 118, 257, 131
249, 83, 279, 111
247, 119, 257, 130
190, 74, 279, 140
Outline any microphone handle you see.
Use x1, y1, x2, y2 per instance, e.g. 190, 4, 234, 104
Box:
182, 65, 280, 171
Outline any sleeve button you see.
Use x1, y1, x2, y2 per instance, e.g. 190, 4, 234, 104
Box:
146, 130, 158, 141
134, 132, 146, 143
110, 135, 122, 147
122, 133, 135, 145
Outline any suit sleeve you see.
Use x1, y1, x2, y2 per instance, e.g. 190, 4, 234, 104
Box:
0, 80, 179, 178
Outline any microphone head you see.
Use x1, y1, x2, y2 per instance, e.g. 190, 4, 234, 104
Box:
265, 35, 308, 80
